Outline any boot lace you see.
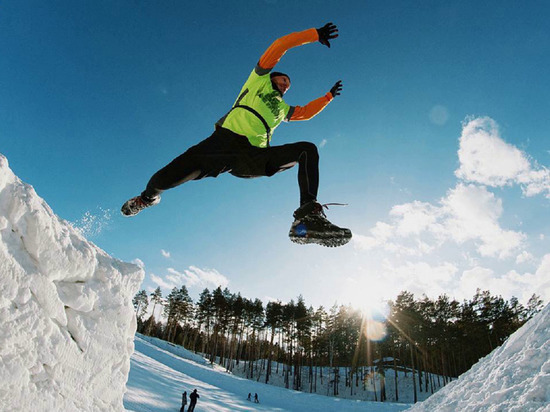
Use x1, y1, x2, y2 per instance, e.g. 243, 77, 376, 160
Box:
313, 202, 348, 218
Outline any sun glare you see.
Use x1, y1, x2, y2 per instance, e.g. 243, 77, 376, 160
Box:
343, 277, 390, 341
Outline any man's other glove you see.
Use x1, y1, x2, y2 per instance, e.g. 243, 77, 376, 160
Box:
330, 81, 343, 98
317, 23, 339, 48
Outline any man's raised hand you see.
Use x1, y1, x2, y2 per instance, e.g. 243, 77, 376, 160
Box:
317, 23, 339, 48
330, 81, 343, 98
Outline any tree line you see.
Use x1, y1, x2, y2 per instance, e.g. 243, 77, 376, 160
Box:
133, 286, 543, 402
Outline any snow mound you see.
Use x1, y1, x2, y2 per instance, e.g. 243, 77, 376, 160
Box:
407, 303, 550, 412
0, 154, 144, 411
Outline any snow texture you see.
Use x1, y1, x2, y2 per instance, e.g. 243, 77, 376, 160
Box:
0, 154, 144, 412
407, 303, 550, 412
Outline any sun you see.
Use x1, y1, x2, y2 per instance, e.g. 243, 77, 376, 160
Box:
344, 278, 389, 316
342, 277, 390, 341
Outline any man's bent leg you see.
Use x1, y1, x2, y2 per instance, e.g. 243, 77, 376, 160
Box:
262, 142, 319, 205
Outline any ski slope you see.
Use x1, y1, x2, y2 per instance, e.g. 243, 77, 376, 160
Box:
126, 297, 550, 412
124, 335, 410, 412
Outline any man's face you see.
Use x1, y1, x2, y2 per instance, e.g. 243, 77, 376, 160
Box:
272, 75, 291, 95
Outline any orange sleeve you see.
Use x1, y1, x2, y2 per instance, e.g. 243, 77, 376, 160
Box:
258, 28, 319, 70
289, 93, 333, 121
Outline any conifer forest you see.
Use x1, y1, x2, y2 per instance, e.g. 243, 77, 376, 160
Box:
133, 286, 543, 402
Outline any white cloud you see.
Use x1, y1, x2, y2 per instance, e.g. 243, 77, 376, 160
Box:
150, 266, 229, 292
367, 260, 459, 300
354, 183, 524, 259
161, 249, 171, 258
150, 273, 177, 290
441, 184, 525, 258
459, 255, 550, 303
351, 257, 549, 305
351, 116, 546, 306
456, 116, 550, 198
162, 266, 230, 289
516, 251, 534, 265
319, 139, 328, 148
390, 201, 441, 236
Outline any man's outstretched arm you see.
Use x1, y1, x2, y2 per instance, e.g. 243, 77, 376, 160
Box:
256, 23, 339, 73
288, 80, 343, 121
257, 29, 318, 73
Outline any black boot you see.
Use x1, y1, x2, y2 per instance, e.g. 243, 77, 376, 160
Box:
289, 201, 352, 247
121, 195, 161, 217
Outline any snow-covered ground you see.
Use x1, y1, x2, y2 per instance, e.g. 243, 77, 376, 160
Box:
225, 349, 443, 404
0, 154, 143, 411
126, 298, 550, 412
2, 151, 549, 412
407, 303, 550, 412
125, 334, 410, 411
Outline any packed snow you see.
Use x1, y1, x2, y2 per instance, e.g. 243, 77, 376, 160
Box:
125, 334, 410, 412
0, 154, 143, 411
408, 303, 550, 412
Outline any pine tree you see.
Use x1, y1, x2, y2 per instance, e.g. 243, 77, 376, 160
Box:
145, 287, 163, 336
265, 300, 283, 384
163, 286, 193, 343
196, 288, 214, 354
133, 289, 149, 320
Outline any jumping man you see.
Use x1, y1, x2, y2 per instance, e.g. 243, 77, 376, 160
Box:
122, 23, 352, 247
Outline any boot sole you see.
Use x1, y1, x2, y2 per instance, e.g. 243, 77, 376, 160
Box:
121, 197, 160, 217
289, 229, 352, 248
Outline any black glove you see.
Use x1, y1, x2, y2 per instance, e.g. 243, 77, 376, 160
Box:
316, 22, 339, 48
330, 80, 343, 98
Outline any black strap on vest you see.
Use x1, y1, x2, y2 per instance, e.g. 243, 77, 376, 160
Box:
231, 104, 272, 146
223, 89, 272, 147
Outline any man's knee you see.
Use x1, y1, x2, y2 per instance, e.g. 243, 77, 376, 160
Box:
297, 141, 319, 162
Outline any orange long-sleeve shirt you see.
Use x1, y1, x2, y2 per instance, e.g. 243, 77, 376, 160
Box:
257, 28, 333, 122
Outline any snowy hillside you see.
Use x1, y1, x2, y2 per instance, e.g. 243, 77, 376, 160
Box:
125, 334, 411, 411
0, 154, 143, 411
407, 303, 550, 412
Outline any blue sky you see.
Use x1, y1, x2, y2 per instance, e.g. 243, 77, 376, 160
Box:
2, 0, 550, 311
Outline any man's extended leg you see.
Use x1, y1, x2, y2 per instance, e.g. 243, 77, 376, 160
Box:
140, 153, 202, 201
122, 129, 242, 216
122, 149, 206, 216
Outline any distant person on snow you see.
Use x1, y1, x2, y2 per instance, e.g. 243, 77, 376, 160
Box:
122, 23, 351, 247
247, 392, 252, 401
187, 389, 199, 412
254, 393, 259, 403
180, 391, 187, 412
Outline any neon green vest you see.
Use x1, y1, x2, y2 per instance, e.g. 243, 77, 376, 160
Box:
217, 69, 292, 148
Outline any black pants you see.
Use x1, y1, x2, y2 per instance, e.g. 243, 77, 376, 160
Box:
142, 127, 319, 205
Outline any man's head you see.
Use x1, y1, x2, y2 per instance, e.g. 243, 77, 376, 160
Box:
270, 71, 291, 95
